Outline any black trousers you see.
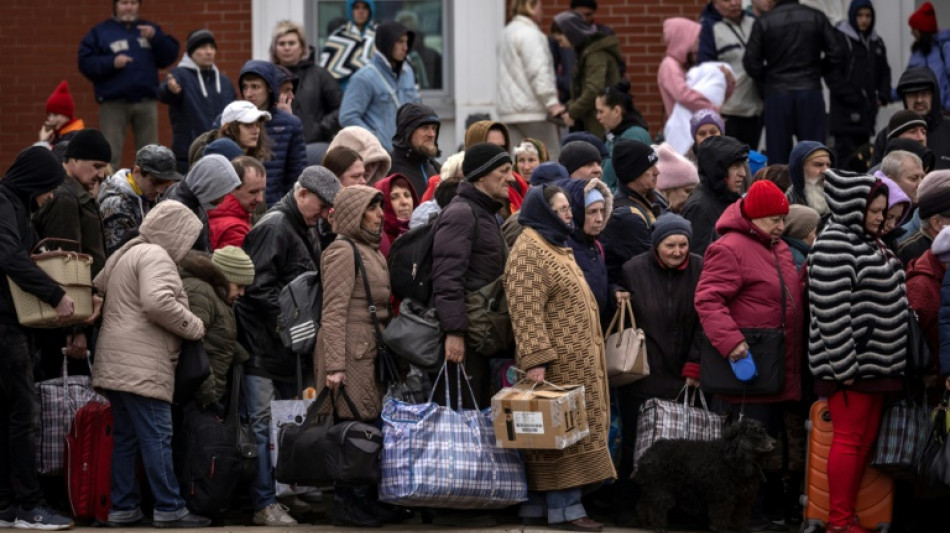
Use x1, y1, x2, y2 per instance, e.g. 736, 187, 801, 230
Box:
0, 323, 44, 508
724, 114, 764, 152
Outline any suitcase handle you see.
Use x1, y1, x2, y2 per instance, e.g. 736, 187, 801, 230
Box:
32, 238, 82, 256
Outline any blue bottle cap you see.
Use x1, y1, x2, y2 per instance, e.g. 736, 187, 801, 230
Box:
730, 353, 758, 382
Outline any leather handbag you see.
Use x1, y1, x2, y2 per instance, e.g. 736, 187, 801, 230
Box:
906, 307, 933, 375
382, 298, 443, 371
325, 390, 383, 485
604, 299, 649, 387
174, 339, 211, 405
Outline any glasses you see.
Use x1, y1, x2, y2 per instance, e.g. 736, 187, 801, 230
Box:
553, 206, 572, 216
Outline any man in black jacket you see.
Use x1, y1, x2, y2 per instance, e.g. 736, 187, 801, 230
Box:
0, 147, 77, 530
389, 102, 441, 196
873, 67, 950, 170
743, 0, 846, 165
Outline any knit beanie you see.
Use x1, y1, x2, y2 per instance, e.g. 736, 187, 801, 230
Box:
45, 81, 74, 119
561, 131, 609, 159
690, 109, 725, 140
909, 1, 938, 34
212, 245, 256, 286
887, 110, 928, 140
187, 29, 216, 56
298, 165, 342, 206
612, 139, 659, 185
932, 226, 950, 262
651, 213, 692, 249
656, 142, 700, 190
742, 180, 789, 219
463, 143, 511, 182
203, 138, 244, 161
585, 188, 605, 208
64, 129, 112, 163
783, 204, 821, 241
917, 170, 950, 219
558, 141, 603, 176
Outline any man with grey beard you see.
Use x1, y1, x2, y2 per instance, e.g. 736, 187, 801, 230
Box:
785, 141, 834, 224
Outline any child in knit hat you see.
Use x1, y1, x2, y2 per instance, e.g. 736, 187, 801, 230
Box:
39, 80, 85, 153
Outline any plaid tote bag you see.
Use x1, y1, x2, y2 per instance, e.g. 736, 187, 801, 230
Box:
35, 359, 106, 475
871, 396, 930, 478
632, 385, 724, 470
379, 363, 527, 509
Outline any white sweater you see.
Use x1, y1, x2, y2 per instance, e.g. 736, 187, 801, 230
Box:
496, 16, 559, 124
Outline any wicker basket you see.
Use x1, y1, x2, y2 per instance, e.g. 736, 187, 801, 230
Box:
8, 239, 94, 328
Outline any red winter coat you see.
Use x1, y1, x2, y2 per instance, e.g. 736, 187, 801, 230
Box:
906, 249, 946, 356
208, 194, 251, 250
694, 201, 805, 404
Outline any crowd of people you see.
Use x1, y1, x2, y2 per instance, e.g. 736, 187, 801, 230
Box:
4, 0, 950, 532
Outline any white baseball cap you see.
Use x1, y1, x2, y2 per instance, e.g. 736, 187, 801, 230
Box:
221, 100, 272, 125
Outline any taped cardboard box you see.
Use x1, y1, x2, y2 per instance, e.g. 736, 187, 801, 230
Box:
491, 383, 589, 450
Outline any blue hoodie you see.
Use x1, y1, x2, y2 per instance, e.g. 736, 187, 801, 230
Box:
787, 141, 835, 206
239, 61, 307, 206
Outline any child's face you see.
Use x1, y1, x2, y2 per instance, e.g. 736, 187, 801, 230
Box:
856, 7, 873, 32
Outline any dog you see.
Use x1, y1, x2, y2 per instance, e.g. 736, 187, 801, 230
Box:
632, 416, 776, 533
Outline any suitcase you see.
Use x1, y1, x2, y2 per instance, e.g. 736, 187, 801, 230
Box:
65, 401, 113, 524
802, 400, 894, 533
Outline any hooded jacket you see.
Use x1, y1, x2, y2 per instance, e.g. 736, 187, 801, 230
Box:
326, 125, 392, 185
316, 185, 390, 420
92, 201, 206, 403
320, 0, 378, 90
0, 147, 67, 323
32, 173, 108, 276
785, 140, 834, 208
694, 200, 804, 404
497, 15, 560, 124
158, 53, 237, 171
388, 103, 441, 196
374, 173, 419, 257
807, 170, 907, 386
907, 249, 945, 356
238, 60, 308, 204
560, 178, 613, 326
208, 193, 251, 250
568, 33, 623, 138
908, 28, 950, 112
163, 154, 241, 252
874, 67, 950, 170
99, 169, 152, 255
287, 46, 343, 144
681, 135, 748, 256
658, 18, 714, 118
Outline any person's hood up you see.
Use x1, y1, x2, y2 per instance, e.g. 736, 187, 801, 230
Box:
558, 177, 612, 242
331, 184, 384, 246
184, 154, 241, 209
392, 102, 441, 155
374, 21, 414, 68
663, 17, 701, 64
178, 52, 222, 98
464, 120, 511, 151
714, 200, 776, 247
788, 141, 834, 194
884, 137, 935, 172
518, 185, 574, 246
239, 60, 280, 108
824, 169, 881, 235
346, 0, 376, 23
846, 0, 876, 37
554, 11, 597, 49
530, 162, 570, 186
695, 135, 748, 203
0, 146, 66, 209
178, 250, 230, 302
328, 126, 392, 185
582, 33, 623, 64
897, 67, 943, 129
875, 172, 912, 227
374, 173, 419, 243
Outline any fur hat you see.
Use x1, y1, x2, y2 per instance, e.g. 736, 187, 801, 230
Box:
64, 129, 112, 163
742, 180, 789, 219
558, 141, 602, 176
212, 245, 255, 286
783, 204, 821, 241
656, 142, 700, 190
298, 166, 342, 206
46, 81, 74, 119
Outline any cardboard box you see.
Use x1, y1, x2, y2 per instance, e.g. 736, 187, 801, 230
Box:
491, 383, 589, 450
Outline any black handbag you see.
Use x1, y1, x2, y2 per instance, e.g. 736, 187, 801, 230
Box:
700, 254, 787, 396
382, 298, 443, 371
224, 364, 258, 482
325, 390, 383, 485
174, 339, 211, 405
906, 307, 933, 375
918, 392, 950, 490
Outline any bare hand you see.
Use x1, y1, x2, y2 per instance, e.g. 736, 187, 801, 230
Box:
65, 332, 89, 360
727, 341, 749, 363
526, 366, 545, 383
275, 93, 293, 114
138, 24, 156, 40
55, 295, 75, 320
685, 377, 700, 388
86, 294, 103, 325
114, 54, 133, 69
615, 291, 630, 306
719, 65, 736, 86
562, 113, 575, 128
326, 371, 344, 391
165, 73, 181, 95
547, 103, 565, 117
445, 333, 466, 364
39, 123, 55, 143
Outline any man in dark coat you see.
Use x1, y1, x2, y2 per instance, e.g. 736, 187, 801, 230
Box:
0, 147, 77, 530
388, 103, 441, 196
873, 67, 950, 170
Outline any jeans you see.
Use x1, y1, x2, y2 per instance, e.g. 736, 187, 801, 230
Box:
107, 390, 188, 521
242, 375, 296, 511
763, 89, 827, 165
0, 323, 43, 509
99, 100, 159, 168
519, 488, 586, 524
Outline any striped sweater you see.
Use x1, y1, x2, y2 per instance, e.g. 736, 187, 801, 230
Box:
807, 170, 908, 382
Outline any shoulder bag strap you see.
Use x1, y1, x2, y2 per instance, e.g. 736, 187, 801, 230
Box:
772, 251, 787, 329
226, 363, 243, 429
366, 62, 401, 108
340, 237, 385, 346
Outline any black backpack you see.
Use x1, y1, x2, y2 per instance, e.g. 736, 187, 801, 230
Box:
177, 403, 241, 519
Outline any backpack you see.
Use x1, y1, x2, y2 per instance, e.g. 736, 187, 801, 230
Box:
177, 404, 241, 518
278, 271, 322, 355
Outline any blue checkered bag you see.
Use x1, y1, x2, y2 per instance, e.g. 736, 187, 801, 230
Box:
379, 363, 527, 509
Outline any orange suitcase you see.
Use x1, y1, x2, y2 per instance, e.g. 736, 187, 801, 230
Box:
802, 400, 894, 533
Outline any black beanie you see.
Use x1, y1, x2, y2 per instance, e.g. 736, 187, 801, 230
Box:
464, 143, 511, 182
558, 141, 602, 176
612, 139, 658, 184
64, 129, 112, 163
187, 29, 216, 56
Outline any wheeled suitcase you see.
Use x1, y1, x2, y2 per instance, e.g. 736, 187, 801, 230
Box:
65, 401, 113, 523
802, 400, 893, 533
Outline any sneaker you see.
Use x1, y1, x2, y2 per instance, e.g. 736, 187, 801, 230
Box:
153, 512, 211, 529
252, 503, 297, 527
278, 495, 311, 515
0, 507, 15, 528
105, 507, 144, 527
12, 506, 73, 531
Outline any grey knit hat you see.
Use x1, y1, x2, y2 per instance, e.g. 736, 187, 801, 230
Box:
298, 165, 341, 206
651, 213, 692, 249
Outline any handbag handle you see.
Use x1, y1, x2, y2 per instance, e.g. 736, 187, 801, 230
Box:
59, 355, 95, 416
31, 238, 81, 256
604, 299, 638, 342
675, 384, 711, 413
426, 361, 480, 411
328, 385, 366, 421
624, 299, 640, 332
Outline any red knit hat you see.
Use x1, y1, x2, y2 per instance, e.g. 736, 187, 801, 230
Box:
909, 2, 938, 34
45, 80, 74, 119
742, 180, 789, 219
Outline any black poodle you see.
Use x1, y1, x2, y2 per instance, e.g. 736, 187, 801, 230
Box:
633, 416, 776, 533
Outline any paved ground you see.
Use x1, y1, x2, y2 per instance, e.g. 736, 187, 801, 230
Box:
69, 527, 689, 532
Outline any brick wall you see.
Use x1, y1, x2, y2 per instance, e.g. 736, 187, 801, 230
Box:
0, 0, 251, 169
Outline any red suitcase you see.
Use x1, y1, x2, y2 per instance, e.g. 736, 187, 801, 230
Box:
802, 400, 894, 533
65, 401, 113, 524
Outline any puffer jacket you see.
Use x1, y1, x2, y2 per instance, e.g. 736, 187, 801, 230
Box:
92, 201, 206, 403
98, 169, 151, 256
560, 178, 613, 326
239, 60, 308, 205
208, 194, 251, 250
568, 34, 622, 138
694, 200, 804, 404
339, 53, 420, 152
907, 249, 946, 356
681, 135, 748, 256
326, 126, 392, 185
496, 15, 560, 124
388, 103, 441, 196
288, 46, 343, 144
316, 185, 390, 420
